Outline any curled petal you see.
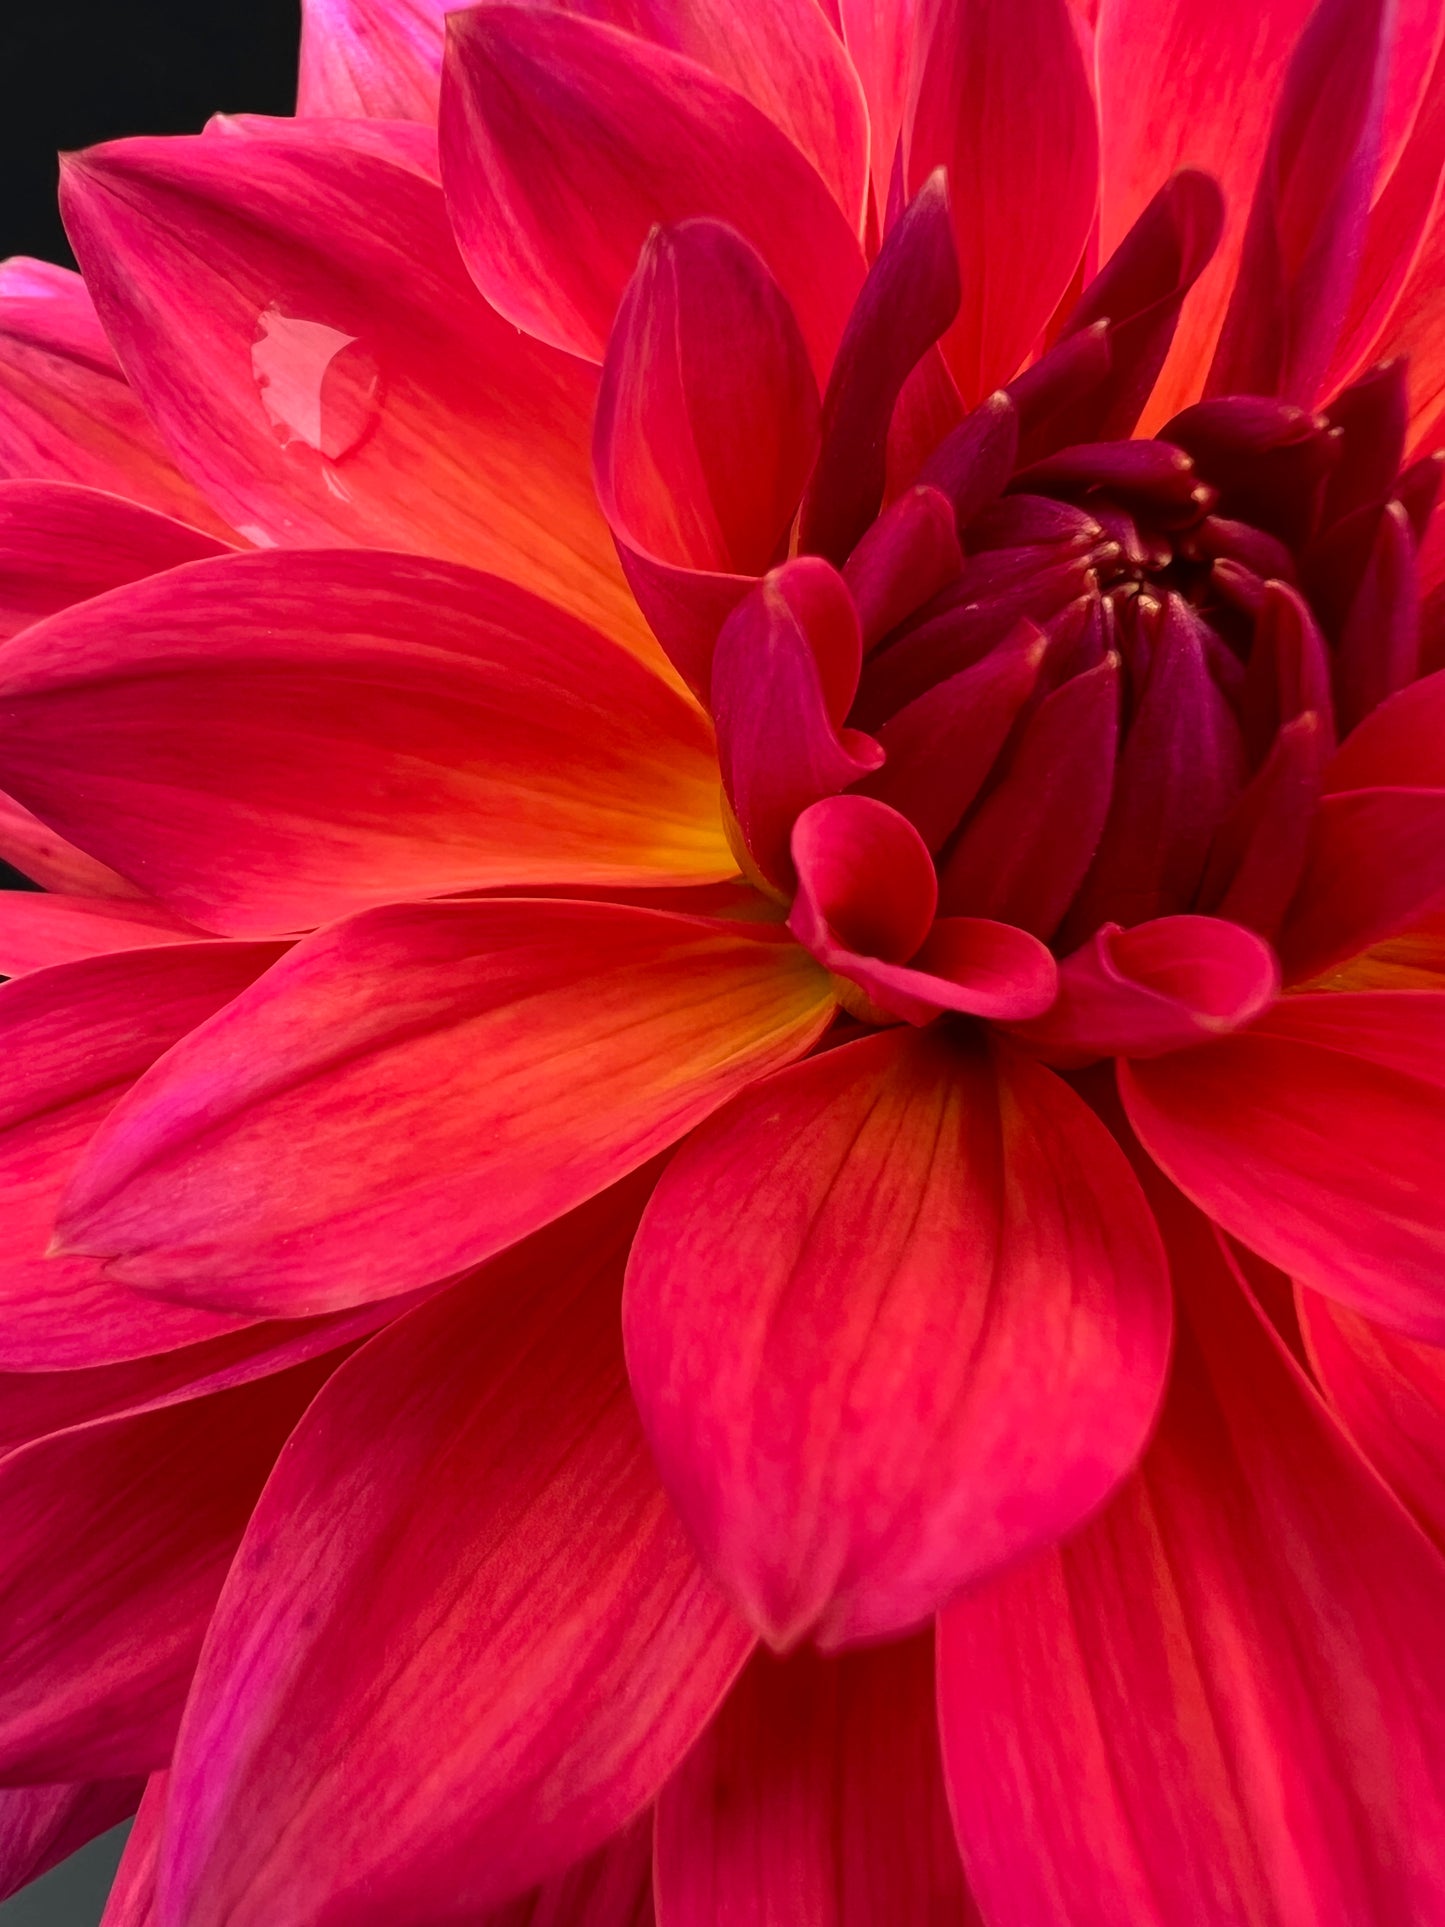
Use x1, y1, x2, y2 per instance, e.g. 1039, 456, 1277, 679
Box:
1009, 915, 1279, 1064
56, 901, 835, 1314
624, 1027, 1170, 1647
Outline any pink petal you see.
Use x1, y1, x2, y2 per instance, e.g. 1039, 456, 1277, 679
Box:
57, 900, 834, 1314
938, 1184, 1445, 1925
0, 943, 284, 1369
711, 561, 880, 889
1122, 989, 1445, 1337
297, 0, 450, 120
655, 1635, 977, 1923
0, 482, 229, 642
1207, 0, 1392, 404
0, 1780, 142, 1905
907, 0, 1098, 404
0, 549, 733, 937
1373, 179, 1445, 455
1008, 915, 1280, 1064
1301, 1288, 1445, 1553
1095, 0, 1318, 427
154, 1187, 753, 1927
0, 1350, 338, 1783
439, 5, 864, 376
480, 1817, 656, 1927
57, 125, 652, 662
842, 484, 963, 650
0, 258, 226, 532
624, 1026, 1170, 1647
592, 218, 819, 696
0, 896, 200, 976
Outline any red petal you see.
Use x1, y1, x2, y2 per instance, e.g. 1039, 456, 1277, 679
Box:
908, 0, 1098, 403
0, 1780, 142, 1905
0, 549, 732, 936
0, 1351, 338, 1783
0, 482, 228, 642
154, 1189, 752, 1927
655, 1635, 976, 1923
939, 1184, 1445, 1926
1123, 989, 1445, 1336
1280, 787, 1445, 982
57, 901, 834, 1314
0, 258, 225, 532
839, 0, 924, 228
439, 5, 864, 376
0, 943, 284, 1369
0, 791, 139, 899
57, 125, 651, 661
1207, 0, 1392, 403
624, 1027, 1170, 1647
96, 1771, 165, 1927
1095, 0, 1318, 427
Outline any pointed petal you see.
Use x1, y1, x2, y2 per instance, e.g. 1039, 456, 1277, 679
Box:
939, 1184, 1445, 1926
0, 1350, 343, 1784
840, 0, 924, 227
624, 1027, 1170, 1647
0, 791, 140, 899
1123, 989, 1445, 1337
0, 895, 200, 976
0, 550, 733, 937
0, 943, 284, 1369
0, 482, 228, 642
155, 1190, 753, 1927
1095, 0, 1318, 426
58, 125, 652, 662
907, 0, 1099, 403
0, 1780, 142, 1905
439, 5, 864, 377
656, 1636, 977, 1924
297, 0, 449, 120
1208, 0, 1392, 404
58, 901, 834, 1314
0, 258, 226, 532
798, 172, 960, 564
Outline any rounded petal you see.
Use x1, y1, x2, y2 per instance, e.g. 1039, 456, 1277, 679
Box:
624, 1027, 1171, 1647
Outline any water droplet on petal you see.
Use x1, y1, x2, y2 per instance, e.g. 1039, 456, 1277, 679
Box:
251, 306, 383, 461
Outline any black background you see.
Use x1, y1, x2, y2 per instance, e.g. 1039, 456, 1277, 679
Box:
3, 0, 301, 267
0, 4, 304, 1907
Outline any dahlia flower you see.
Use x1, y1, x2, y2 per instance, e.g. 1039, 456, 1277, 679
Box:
4, 0, 1445, 1919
